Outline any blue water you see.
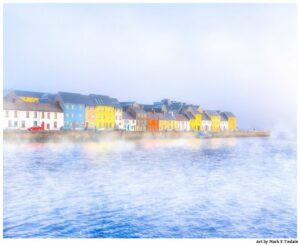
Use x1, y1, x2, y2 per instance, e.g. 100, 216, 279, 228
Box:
3, 137, 297, 238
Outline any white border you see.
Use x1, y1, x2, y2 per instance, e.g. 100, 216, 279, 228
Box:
0, 0, 298, 245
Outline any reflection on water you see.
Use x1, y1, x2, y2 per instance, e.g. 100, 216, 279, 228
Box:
3, 137, 297, 238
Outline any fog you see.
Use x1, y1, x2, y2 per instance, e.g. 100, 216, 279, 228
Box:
3, 4, 297, 131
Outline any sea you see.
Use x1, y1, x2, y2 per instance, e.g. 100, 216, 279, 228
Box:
3, 136, 297, 238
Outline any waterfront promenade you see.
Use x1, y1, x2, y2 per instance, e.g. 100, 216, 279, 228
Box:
3, 130, 271, 142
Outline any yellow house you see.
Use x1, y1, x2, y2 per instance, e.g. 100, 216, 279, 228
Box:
158, 113, 175, 131
184, 107, 202, 131
89, 95, 115, 129
85, 106, 96, 129
223, 112, 237, 131
205, 110, 221, 132
173, 118, 180, 131
95, 106, 115, 129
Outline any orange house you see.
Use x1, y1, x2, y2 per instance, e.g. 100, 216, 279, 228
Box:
147, 112, 159, 132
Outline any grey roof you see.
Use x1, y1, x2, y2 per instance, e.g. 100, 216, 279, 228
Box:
110, 98, 122, 108
202, 112, 211, 121
174, 113, 188, 121
222, 111, 236, 118
147, 112, 160, 119
132, 108, 146, 114
122, 112, 135, 120
14, 90, 45, 98
58, 92, 89, 105
143, 104, 155, 112
205, 110, 220, 117
120, 102, 136, 106
184, 111, 195, 120
88, 94, 115, 106
40, 93, 57, 103
159, 113, 175, 120
41, 93, 57, 100
152, 105, 166, 113
3, 100, 63, 112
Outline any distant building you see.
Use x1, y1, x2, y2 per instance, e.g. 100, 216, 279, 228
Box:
158, 113, 176, 131
202, 112, 212, 132
147, 112, 159, 132
85, 96, 97, 129
220, 112, 229, 131
110, 97, 123, 130
120, 102, 139, 111
56, 92, 88, 129
174, 113, 190, 131
122, 112, 136, 131
5, 89, 47, 103
3, 100, 63, 130
182, 105, 202, 131
89, 94, 115, 129
222, 112, 237, 131
127, 106, 147, 131
204, 110, 221, 132
4, 90, 238, 133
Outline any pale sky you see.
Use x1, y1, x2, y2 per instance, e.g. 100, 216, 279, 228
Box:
3, 4, 297, 130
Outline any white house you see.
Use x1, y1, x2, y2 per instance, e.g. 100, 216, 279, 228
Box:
122, 112, 136, 131
3, 101, 64, 130
220, 112, 229, 131
114, 106, 123, 130
202, 112, 212, 132
174, 113, 190, 131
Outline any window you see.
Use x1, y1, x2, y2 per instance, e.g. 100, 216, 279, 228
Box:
22, 121, 25, 128
34, 112, 37, 118
5, 111, 9, 117
14, 121, 18, 127
54, 113, 57, 119
34, 121, 37, 126
26, 112, 30, 118
42, 112, 45, 119
14, 111, 18, 118
47, 112, 50, 119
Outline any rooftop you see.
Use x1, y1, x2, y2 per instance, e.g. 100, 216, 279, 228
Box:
3, 100, 63, 112
58, 92, 89, 105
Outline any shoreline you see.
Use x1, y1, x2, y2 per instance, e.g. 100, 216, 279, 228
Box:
3, 130, 271, 143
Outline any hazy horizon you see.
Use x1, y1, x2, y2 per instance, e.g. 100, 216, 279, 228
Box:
3, 4, 297, 131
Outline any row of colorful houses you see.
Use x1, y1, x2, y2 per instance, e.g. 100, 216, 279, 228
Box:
3, 90, 237, 132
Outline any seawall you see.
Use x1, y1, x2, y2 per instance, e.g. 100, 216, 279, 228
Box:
3, 130, 271, 143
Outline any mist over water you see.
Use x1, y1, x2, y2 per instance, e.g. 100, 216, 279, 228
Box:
3, 136, 297, 238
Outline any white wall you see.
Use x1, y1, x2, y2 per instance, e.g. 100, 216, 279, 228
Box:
220, 121, 229, 131
178, 121, 190, 131
115, 108, 123, 129
122, 119, 136, 131
3, 110, 64, 130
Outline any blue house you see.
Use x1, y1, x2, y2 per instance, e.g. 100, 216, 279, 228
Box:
56, 92, 88, 129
